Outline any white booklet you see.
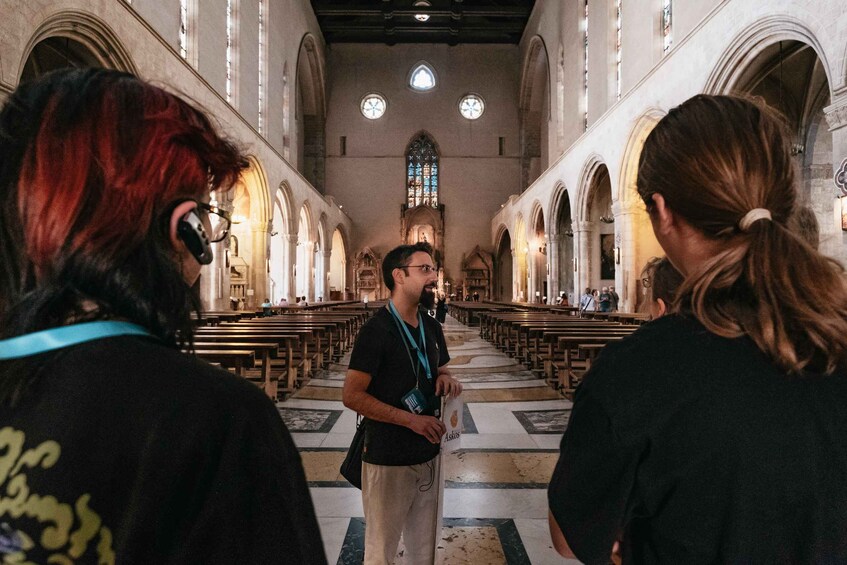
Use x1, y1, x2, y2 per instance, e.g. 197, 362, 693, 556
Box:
440, 394, 463, 453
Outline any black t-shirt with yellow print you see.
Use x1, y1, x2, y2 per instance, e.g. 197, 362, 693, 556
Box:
0, 335, 326, 564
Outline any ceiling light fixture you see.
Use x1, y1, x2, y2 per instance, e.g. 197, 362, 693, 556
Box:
414, 0, 431, 22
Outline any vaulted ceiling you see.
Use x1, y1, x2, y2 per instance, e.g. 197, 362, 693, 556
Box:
310, 1, 536, 45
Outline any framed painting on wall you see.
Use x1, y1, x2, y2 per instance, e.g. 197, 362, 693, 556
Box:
600, 233, 616, 280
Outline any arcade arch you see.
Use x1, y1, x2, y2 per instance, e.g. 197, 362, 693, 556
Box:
296, 34, 326, 192
270, 183, 294, 303
329, 227, 348, 300
550, 185, 575, 304
529, 204, 547, 303
295, 205, 314, 300
519, 36, 551, 190
514, 215, 528, 302
580, 162, 614, 293
495, 228, 513, 302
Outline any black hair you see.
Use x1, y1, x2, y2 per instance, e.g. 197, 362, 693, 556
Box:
382, 242, 434, 291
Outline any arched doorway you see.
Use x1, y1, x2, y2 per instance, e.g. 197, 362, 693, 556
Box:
519, 36, 551, 190
495, 228, 513, 302
329, 227, 347, 300
315, 217, 327, 301
295, 35, 326, 192
227, 159, 271, 309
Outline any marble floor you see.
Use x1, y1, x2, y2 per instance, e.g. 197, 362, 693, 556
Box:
278, 315, 580, 564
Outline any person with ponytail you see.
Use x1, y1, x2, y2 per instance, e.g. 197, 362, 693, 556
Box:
548, 95, 847, 564
0, 69, 325, 563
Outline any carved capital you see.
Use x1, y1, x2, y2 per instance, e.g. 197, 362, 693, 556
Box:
824, 96, 847, 131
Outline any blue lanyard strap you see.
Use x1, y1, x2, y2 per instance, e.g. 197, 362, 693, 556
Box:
0, 321, 152, 360
387, 301, 433, 382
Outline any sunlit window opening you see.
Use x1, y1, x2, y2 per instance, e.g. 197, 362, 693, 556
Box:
407, 134, 439, 207
662, 0, 673, 53
258, 0, 265, 133
361, 93, 387, 119
459, 94, 485, 120
616, 0, 622, 101
410, 64, 436, 91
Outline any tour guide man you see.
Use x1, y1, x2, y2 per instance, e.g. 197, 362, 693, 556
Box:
343, 242, 462, 564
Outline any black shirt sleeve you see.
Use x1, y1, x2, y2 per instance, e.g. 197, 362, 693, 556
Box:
348, 317, 386, 376
548, 361, 640, 565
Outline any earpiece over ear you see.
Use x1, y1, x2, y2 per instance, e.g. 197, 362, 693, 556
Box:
177, 209, 213, 265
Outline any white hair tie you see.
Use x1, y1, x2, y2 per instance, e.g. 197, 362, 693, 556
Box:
738, 208, 772, 232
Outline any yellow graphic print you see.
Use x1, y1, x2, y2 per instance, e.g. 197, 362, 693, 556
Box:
0, 427, 115, 564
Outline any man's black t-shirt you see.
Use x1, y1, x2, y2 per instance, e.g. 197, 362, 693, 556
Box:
0, 335, 326, 564
348, 306, 450, 466
548, 314, 847, 565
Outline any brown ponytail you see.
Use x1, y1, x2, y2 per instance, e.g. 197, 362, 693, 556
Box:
637, 95, 847, 374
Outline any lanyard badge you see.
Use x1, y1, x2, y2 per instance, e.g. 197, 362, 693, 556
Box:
387, 301, 433, 382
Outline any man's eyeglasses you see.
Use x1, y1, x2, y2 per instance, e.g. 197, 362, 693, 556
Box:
196, 201, 231, 243
402, 264, 436, 274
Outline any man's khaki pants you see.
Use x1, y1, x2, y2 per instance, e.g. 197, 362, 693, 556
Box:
362, 457, 440, 565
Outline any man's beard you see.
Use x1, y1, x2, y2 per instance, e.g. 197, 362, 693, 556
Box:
419, 287, 436, 309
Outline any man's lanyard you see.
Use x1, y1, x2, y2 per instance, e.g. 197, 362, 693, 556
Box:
0, 321, 153, 360
387, 301, 433, 382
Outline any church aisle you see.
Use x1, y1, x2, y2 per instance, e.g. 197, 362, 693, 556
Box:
277, 314, 581, 564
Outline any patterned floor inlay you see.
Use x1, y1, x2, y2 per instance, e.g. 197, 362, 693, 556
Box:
445, 451, 557, 487
278, 407, 342, 432
512, 409, 571, 434
338, 517, 531, 565
293, 387, 344, 401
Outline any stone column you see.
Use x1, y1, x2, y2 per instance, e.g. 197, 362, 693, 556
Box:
613, 201, 640, 312
250, 222, 271, 309
305, 241, 315, 302
285, 233, 297, 302
824, 95, 847, 264
548, 233, 559, 303
574, 220, 592, 294
511, 248, 518, 301
322, 250, 332, 301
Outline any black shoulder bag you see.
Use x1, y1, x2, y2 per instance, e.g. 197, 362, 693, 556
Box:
340, 415, 366, 489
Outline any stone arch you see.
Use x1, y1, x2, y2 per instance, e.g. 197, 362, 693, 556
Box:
329, 225, 349, 299
576, 157, 614, 292
295, 203, 315, 300
19, 10, 137, 81
549, 182, 575, 303
494, 225, 513, 302
529, 201, 547, 303
704, 16, 832, 96
519, 35, 551, 190
617, 109, 665, 312
709, 27, 842, 264
295, 33, 327, 192
270, 182, 294, 302
227, 156, 271, 307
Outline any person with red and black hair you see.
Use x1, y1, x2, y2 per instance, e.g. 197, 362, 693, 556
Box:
0, 68, 325, 564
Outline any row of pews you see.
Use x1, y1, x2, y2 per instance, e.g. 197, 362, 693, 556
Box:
188, 302, 382, 400
449, 301, 649, 398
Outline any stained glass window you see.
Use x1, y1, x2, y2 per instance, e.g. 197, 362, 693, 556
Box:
662, 0, 672, 54
459, 94, 484, 120
410, 64, 436, 91
361, 93, 386, 119
407, 134, 439, 207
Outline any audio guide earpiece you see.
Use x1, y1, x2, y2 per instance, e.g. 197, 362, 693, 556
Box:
177, 209, 213, 265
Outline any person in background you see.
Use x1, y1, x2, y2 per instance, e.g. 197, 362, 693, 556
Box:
299, 296, 309, 307
556, 292, 569, 306
435, 293, 448, 324
549, 94, 847, 563
640, 257, 684, 320
608, 286, 620, 312
579, 287, 595, 314
598, 287, 611, 312
0, 69, 325, 563
278, 296, 289, 307
261, 297, 273, 317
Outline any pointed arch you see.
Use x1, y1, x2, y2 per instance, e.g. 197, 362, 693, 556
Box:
269, 182, 294, 302
519, 35, 551, 190
19, 10, 137, 81
295, 33, 327, 191
407, 61, 438, 91
576, 154, 609, 221
704, 16, 832, 96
